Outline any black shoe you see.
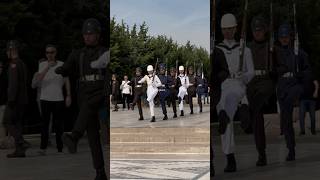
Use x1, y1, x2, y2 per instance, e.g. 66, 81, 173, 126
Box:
163, 115, 168, 120
7, 150, 26, 158
256, 152, 267, 166
95, 169, 107, 180
173, 113, 177, 118
200, 108, 202, 113
224, 153, 237, 173
150, 116, 156, 122
286, 149, 295, 161
190, 110, 194, 114
180, 110, 184, 116
63, 134, 77, 154
130, 103, 134, 110
138, 117, 144, 121
218, 110, 230, 134
299, 131, 305, 135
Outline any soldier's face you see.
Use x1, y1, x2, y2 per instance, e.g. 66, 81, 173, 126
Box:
136, 71, 141, 76
170, 70, 175, 76
222, 27, 237, 40
160, 68, 165, 74
83, 33, 99, 46
188, 68, 193, 75
46, 47, 57, 61
148, 70, 153, 75
253, 29, 266, 42
279, 36, 290, 46
6, 48, 18, 60
124, 76, 128, 81
179, 70, 184, 74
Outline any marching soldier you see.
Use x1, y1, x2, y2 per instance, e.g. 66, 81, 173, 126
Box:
3, 40, 30, 158
216, 13, 254, 172
247, 16, 276, 166
168, 67, 180, 118
187, 66, 197, 114
129, 67, 145, 120
138, 65, 162, 122
275, 24, 311, 161
196, 68, 206, 113
177, 66, 189, 116
158, 64, 170, 120
55, 18, 108, 179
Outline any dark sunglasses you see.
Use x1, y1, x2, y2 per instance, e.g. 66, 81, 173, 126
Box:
46, 51, 56, 54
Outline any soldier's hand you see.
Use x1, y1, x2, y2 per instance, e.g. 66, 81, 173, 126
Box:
313, 91, 318, 98
65, 95, 72, 107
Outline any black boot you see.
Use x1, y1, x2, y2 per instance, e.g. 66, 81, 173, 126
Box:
173, 113, 177, 118
150, 116, 156, 122
7, 148, 26, 158
180, 110, 184, 116
130, 103, 134, 110
163, 114, 168, 120
224, 153, 237, 173
95, 168, 107, 180
256, 150, 267, 166
218, 110, 230, 134
190, 109, 194, 114
200, 107, 202, 113
63, 134, 77, 154
138, 116, 144, 121
286, 148, 295, 161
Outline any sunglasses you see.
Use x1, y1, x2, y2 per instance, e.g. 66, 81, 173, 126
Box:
46, 51, 56, 54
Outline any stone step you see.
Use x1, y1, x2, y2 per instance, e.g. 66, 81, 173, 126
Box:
111, 127, 209, 134
111, 144, 209, 153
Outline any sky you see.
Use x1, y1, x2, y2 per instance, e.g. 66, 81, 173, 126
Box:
110, 0, 210, 51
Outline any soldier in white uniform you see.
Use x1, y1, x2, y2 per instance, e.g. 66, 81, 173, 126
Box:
138, 65, 162, 122
177, 66, 189, 116
216, 13, 254, 172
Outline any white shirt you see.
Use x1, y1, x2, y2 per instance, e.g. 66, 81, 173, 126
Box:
120, 80, 131, 94
139, 74, 162, 87
179, 74, 189, 88
39, 61, 65, 101
217, 40, 254, 84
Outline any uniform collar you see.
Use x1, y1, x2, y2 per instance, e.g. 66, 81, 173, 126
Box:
223, 39, 236, 47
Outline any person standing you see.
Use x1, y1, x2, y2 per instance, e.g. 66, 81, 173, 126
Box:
33, 45, 72, 154
111, 74, 120, 111
55, 18, 108, 179
3, 40, 30, 158
247, 16, 276, 166
216, 14, 254, 172
129, 67, 145, 120
299, 78, 318, 135
275, 24, 311, 161
138, 65, 162, 122
177, 66, 189, 116
168, 67, 180, 118
120, 75, 132, 110
196, 68, 206, 113
187, 66, 197, 114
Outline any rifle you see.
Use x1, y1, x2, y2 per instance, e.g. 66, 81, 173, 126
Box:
239, 0, 249, 73
193, 59, 196, 77
175, 59, 178, 78
152, 58, 159, 82
165, 58, 168, 76
268, 0, 274, 71
201, 62, 204, 79
293, 0, 299, 72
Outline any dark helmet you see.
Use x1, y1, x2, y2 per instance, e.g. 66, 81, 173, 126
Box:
136, 67, 142, 72
159, 63, 166, 70
251, 16, 267, 32
82, 18, 101, 34
278, 23, 292, 38
6, 40, 19, 50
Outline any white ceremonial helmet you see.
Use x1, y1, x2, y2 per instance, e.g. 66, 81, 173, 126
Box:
221, 13, 237, 28
147, 65, 154, 71
178, 66, 184, 71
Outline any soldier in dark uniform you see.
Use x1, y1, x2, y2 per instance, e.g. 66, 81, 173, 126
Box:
3, 40, 29, 158
168, 67, 180, 118
196, 68, 206, 113
275, 24, 311, 161
129, 67, 145, 120
247, 16, 276, 166
55, 18, 107, 179
111, 74, 120, 111
157, 64, 170, 120
187, 66, 197, 114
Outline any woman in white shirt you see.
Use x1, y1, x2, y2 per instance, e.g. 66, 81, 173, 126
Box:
120, 75, 132, 110
33, 45, 72, 154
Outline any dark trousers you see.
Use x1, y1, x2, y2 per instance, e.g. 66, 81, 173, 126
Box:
248, 78, 274, 153
3, 104, 25, 149
277, 81, 303, 151
159, 91, 168, 115
40, 100, 64, 151
122, 94, 131, 109
197, 94, 203, 111
299, 99, 316, 132
132, 90, 143, 118
187, 87, 196, 112
169, 89, 177, 114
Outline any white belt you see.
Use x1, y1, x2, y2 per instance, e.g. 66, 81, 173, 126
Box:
135, 85, 142, 88
255, 70, 267, 76
189, 83, 194, 86
282, 72, 294, 78
198, 84, 203, 87
80, 74, 104, 81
